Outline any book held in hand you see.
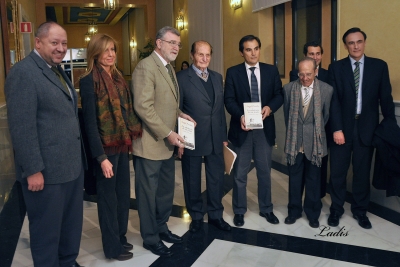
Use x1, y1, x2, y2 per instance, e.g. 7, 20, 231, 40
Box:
178, 117, 195, 150
243, 102, 263, 129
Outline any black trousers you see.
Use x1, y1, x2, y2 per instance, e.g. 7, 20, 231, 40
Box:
181, 152, 225, 220
95, 152, 130, 258
329, 121, 374, 216
288, 153, 322, 220
22, 168, 84, 267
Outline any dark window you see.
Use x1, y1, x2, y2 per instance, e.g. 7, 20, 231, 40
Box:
273, 4, 285, 77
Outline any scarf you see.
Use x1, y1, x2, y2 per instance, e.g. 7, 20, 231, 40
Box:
92, 64, 142, 154
284, 79, 323, 167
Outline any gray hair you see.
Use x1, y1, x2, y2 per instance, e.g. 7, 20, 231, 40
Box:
35, 21, 64, 38
155, 26, 180, 43
298, 57, 317, 70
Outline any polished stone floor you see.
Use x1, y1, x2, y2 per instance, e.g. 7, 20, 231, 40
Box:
6, 161, 400, 267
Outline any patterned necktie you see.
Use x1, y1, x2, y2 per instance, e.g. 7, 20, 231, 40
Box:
249, 67, 259, 102
51, 66, 70, 97
354, 61, 360, 113
303, 87, 310, 107
165, 64, 178, 95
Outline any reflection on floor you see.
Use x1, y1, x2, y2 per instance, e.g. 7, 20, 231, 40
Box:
10, 162, 400, 267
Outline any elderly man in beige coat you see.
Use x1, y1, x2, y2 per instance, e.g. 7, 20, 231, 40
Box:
132, 26, 194, 257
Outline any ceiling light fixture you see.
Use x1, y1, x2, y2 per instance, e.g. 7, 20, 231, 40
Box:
104, 0, 119, 10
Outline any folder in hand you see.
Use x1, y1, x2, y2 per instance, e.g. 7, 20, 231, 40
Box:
223, 145, 237, 175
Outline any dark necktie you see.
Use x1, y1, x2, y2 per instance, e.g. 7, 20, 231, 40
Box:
249, 67, 259, 102
165, 64, 178, 95
354, 61, 360, 114
51, 66, 70, 97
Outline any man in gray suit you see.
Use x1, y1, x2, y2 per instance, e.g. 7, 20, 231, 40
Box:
132, 26, 195, 257
283, 57, 333, 228
5, 22, 85, 267
176, 41, 231, 233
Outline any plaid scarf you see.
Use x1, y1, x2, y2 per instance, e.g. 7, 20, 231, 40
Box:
284, 79, 323, 167
92, 64, 141, 153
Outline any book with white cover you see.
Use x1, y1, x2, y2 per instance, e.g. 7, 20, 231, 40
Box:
243, 102, 263, 129
178, 117, 195, 150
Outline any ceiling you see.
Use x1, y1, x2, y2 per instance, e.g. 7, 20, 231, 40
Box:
45, 6, 132, 26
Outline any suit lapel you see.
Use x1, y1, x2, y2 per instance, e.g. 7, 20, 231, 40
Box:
188, 67, 211, 103
151, 52, 178, 100
239, 63, 251, 98
341, 57, 356, 94
30, 52, 73, 100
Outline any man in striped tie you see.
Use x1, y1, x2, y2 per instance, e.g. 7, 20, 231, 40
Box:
327, 27, 396, 229
282, 57, 333, 228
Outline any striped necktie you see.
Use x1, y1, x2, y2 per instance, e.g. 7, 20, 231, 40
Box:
249, 67, 259, 102
354, 61, 360, 113
303, 87, 310, 107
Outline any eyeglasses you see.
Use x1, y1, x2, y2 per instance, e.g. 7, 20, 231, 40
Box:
298, 73, 314, 78
160, 39, 182, 49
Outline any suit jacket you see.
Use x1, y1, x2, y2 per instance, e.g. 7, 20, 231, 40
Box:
224, 62, 283, 147
5, 51, 84, 184
283, 79, 333, 159
132, 51, 181, 160
328, 55, 395, 146
177, 67, 227, 156
290, 67, 328, 83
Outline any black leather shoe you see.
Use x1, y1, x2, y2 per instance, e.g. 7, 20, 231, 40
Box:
189, 219, 203, 232
208, 218, 231, 231
122, 242, 133, 251
309, 219, 320, 228
159, 230, 183, 243
112, 251, 133, 261
284, 215, 301, 224
260, 212, 279, 224
327, 212, 341, 227
353, 214, 372, 229
143, 241, 172, 256
233, 214, 244, 227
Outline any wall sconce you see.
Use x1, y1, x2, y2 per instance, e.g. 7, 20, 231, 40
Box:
176, 9, 185, 31
230, 0, 242, 10
104, 0, 119, 10
129, 38, 136, 48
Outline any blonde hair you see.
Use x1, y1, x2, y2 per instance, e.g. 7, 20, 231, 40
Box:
81, 33, 121, 78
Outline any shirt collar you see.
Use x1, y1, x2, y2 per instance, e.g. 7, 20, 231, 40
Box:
349, 54, 365, 65
34, 49, 54, 68
302, 81, 315, 90
154, 50, 169, 67
191, 64, 208, 75
245, 62, 260, 70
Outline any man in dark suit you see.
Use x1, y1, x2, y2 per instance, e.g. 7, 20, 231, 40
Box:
5, 22, 85, 267
328, 27, 396, 229
283, 57, 333, 228
290, 41, 329, 198
132, 26, 195, 257
225, 35, 283, 227
177, 41, 231, 233
290, 41, 328, 83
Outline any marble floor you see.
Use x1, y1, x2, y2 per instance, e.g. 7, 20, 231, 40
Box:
8, 161, 400, 267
